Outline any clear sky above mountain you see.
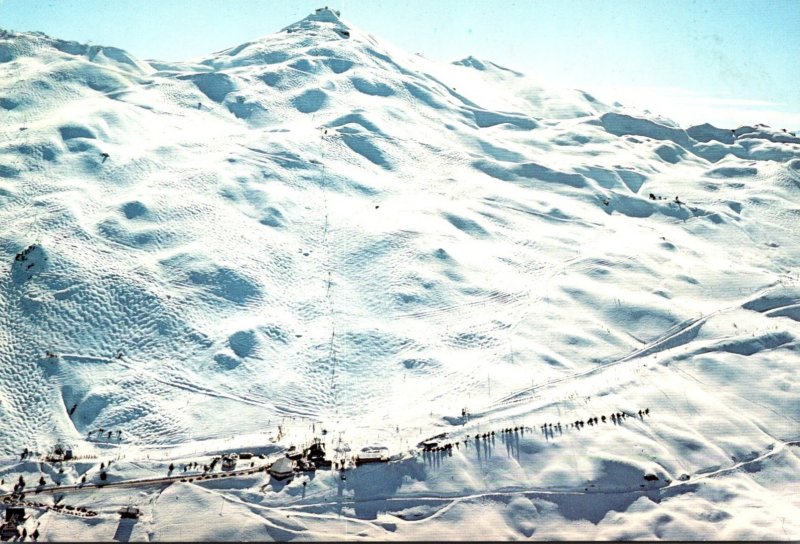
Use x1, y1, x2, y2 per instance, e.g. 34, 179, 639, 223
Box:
1, 0, 797, 129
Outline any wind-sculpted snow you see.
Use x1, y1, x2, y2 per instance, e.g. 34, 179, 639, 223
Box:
0, 9, 799, 541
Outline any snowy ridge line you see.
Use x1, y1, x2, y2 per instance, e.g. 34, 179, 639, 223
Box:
556, 252, 644, 282
683, 438, 800, 484
385, 290, 528, 320
109, 356, 277, 412
320, 124, 446, 148
482, 197, 605, 228
490, 281, 790, 409
235, 144, 316, 170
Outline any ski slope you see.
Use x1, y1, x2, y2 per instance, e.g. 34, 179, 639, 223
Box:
0, 9, 799, 540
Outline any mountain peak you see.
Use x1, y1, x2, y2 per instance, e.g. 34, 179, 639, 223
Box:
0, 27, 151, 74
453, 56, 524, 77
282, 7, 350, 36
308, 6, 342, 22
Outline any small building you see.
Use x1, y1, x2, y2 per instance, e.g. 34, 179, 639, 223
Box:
315, 6, 341, 17
287, 450, 303, 461
355, 446, 389, 466
269, 457, 294, 480
221, 454, 238, 471
305, 438, 326, 461
118, 506, 140, 519
421, 441, 438, 451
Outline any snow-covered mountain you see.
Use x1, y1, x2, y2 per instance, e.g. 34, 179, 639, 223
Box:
1, 9, 799, 540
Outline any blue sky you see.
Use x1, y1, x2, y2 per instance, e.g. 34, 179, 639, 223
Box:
1, 0, 798, 129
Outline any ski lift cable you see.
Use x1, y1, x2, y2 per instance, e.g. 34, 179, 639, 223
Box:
315, 116, 343, 417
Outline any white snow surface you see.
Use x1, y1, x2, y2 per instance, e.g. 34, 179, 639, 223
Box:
1, 10, 799, 540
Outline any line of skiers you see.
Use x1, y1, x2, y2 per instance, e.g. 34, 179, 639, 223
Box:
649, 193, 683, 205
422, 442, 456, 454
459, 426, 529, 446
554, 408, 650, 431
434, 408, 653, 452
14, 244, 37, 262
87, 429, 123, 440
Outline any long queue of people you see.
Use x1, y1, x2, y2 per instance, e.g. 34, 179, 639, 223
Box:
567, 408, 650, 429
420, 408, 652, 457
